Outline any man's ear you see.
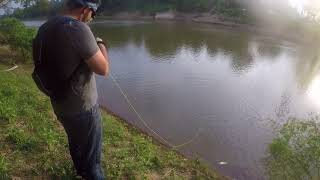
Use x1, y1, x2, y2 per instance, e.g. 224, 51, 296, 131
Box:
84, 7, 91, 14
81, 7, 86, 14
78, 7, 88, 21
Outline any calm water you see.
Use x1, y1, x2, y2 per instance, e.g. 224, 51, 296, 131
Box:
27, 20, 320, 179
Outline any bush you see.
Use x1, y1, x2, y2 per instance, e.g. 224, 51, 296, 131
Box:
265, 117, 320, 179
0, 18, 37, 63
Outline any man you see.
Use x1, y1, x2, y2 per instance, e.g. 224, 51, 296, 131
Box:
32, 0, 109, 179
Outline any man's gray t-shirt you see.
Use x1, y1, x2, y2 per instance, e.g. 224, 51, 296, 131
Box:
37, 16, 99, 117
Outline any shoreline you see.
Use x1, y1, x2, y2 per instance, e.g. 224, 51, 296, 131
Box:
95, 12, 315, 45
0, 61, 225, 179
98, 105, 227, 178
100, 105, 204, 159
21, 12, 316, 45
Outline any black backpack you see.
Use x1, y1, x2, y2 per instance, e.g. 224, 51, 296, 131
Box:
32, 36, 69, 101
32, 17, 78, 101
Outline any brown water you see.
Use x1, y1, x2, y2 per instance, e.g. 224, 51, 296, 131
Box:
26, 20, 320, 179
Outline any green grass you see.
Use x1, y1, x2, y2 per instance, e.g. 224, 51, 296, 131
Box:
0, 63, 222, 179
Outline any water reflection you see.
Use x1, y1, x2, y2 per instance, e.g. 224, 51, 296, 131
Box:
93, 22, 252, 68
93, 21, 320, 179
92, 21, 296, 76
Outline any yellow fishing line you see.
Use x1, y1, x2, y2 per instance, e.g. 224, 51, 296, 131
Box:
2, 65, 201, 149
109, 72, 201, 150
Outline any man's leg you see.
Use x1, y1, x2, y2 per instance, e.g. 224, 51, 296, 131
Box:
58, 105, 104, 180
85, 105, 104, 180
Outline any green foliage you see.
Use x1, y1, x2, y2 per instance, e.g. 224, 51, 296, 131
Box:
266, 118, 320, 180
11, 0, 62, 18
11, 0, 247, 18
98, 0, 248, 19
0, 18, 36, 63
99, 0, 217, 13
173, 0, 212, 12
213, 0, 244, 17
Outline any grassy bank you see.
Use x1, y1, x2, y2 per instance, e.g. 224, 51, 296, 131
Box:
0, 62, 223, 179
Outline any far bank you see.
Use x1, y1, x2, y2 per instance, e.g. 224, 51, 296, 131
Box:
95, 11, 319, 45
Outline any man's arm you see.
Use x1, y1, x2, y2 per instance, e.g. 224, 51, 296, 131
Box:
86, 42, 109, 76
67, 22, 109, 76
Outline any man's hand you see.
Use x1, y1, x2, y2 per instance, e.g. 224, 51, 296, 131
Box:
96, 37, 108, 59
96, 37, 104, 45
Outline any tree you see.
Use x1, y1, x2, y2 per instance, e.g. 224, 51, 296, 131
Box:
0, 18, 36, 63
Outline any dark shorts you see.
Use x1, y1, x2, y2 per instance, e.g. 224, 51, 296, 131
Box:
57, 104, 105, 180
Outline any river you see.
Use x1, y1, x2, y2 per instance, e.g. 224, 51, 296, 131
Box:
26, 20, 320, 179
